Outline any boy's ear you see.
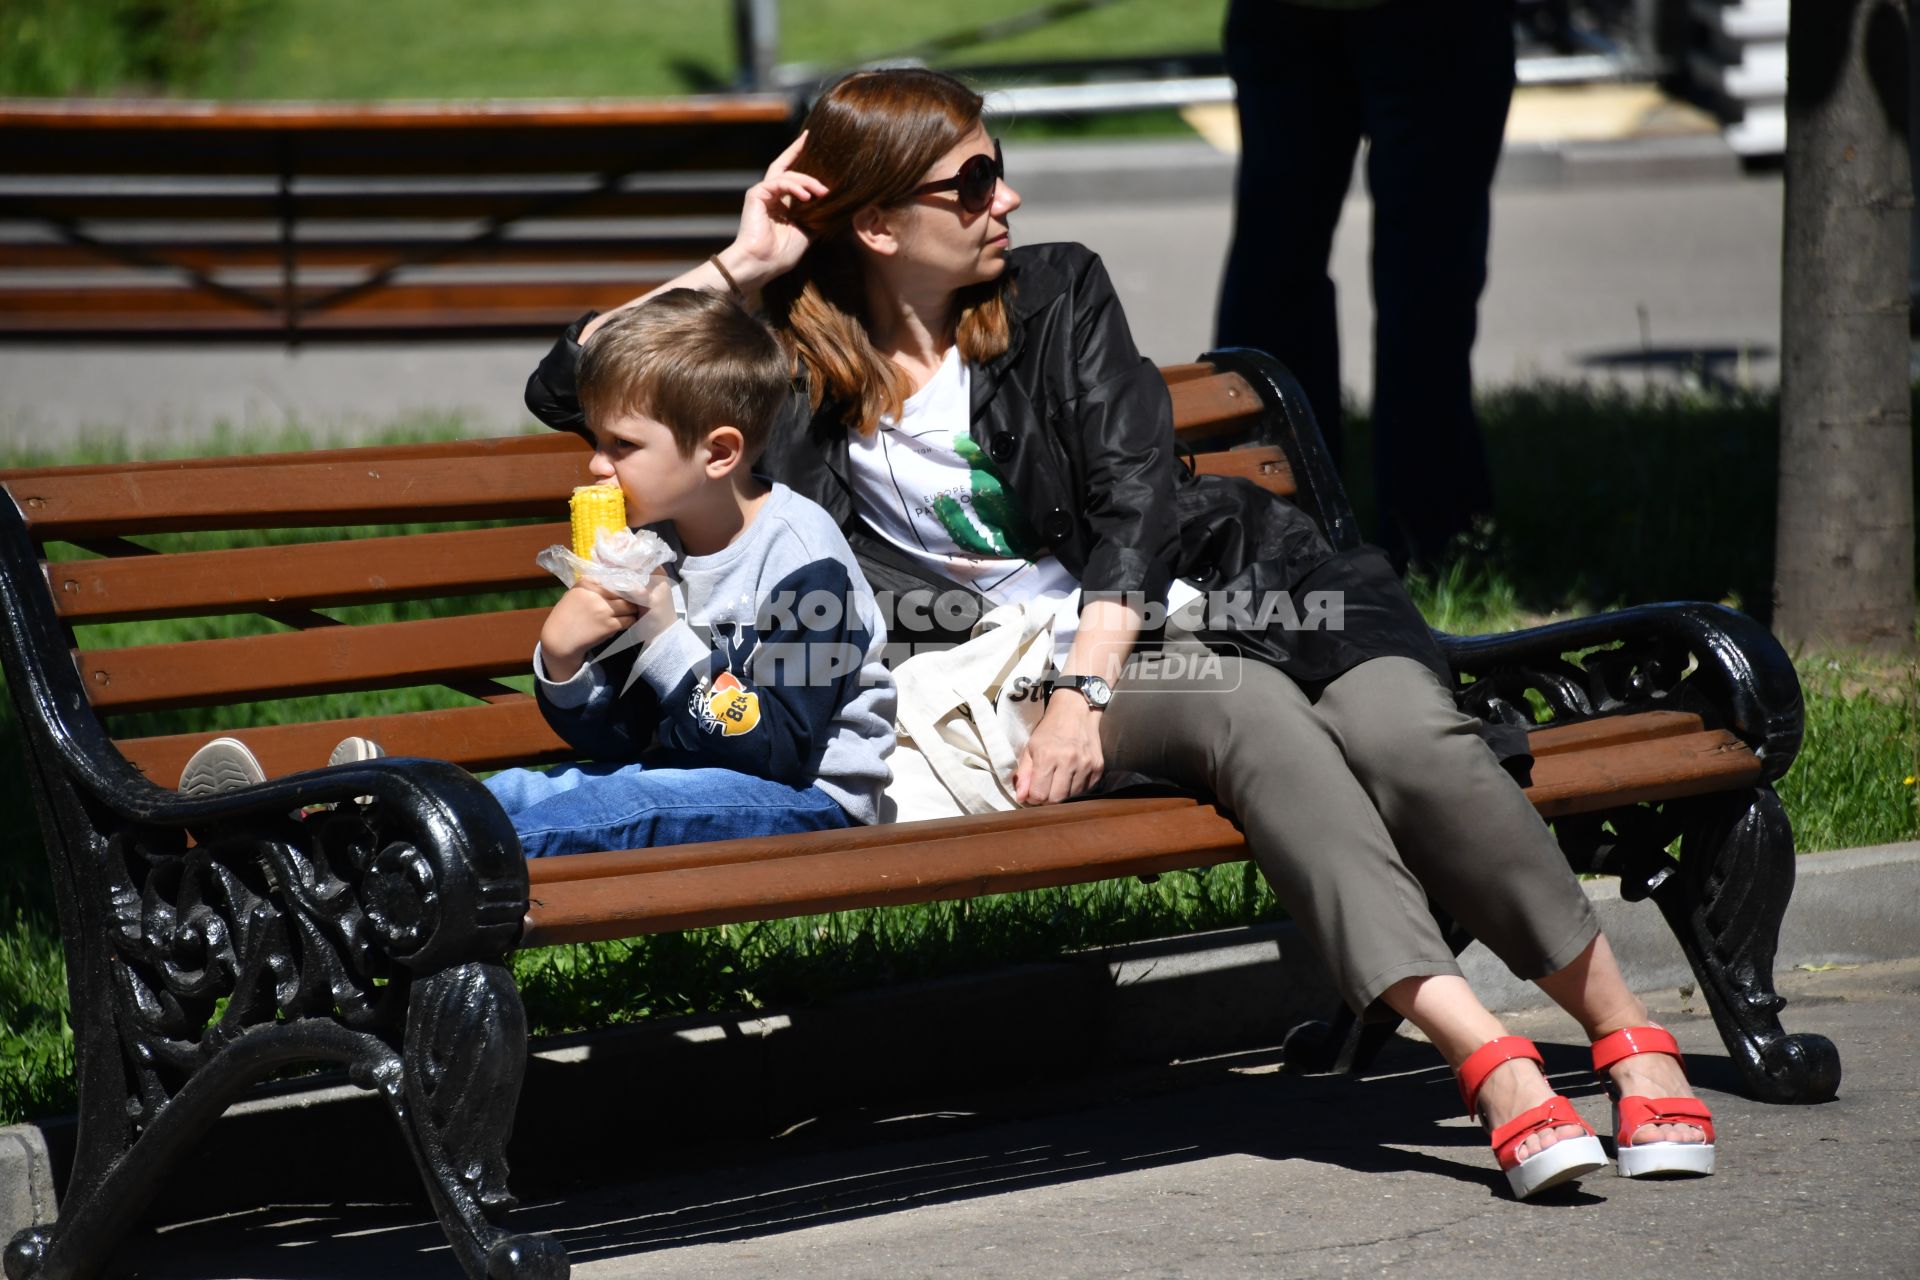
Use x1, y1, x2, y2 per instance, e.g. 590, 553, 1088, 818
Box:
851, 204, 899, 257
702, 425, 749, 478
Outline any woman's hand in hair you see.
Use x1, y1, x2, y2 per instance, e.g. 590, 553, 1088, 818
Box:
579, 133, 826, 342
728, 130, 829, 288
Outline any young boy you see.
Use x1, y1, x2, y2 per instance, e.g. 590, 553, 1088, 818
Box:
483, 289, 895, 858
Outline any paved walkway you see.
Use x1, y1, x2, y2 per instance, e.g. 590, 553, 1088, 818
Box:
127, 959, 1919, 1279
0, 140, 1782, 450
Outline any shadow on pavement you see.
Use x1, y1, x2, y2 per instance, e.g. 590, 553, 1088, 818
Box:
127, 1033, 1650, 1277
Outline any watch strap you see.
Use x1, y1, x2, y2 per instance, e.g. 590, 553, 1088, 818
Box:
1043, 674, 1109, 708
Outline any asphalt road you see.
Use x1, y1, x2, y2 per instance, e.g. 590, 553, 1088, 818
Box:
125, 959, 1918, 1279
1058, 172, 1785, 396
0, 158, 1783, 450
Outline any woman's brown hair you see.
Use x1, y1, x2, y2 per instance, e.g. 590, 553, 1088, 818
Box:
765, 68, 1012, 436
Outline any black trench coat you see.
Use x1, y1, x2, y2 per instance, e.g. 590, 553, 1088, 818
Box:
525, 241, 1456, 700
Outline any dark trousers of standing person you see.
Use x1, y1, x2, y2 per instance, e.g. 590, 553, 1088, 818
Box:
1215, 0, 1515, 570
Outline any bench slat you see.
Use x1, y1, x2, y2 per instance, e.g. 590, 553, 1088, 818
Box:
1159, 364, 1217, 385
0, 281, 671, 329
49, 522, 565, 623
527, 795, 1210, 884
77, 608, 546, 713
517, 714, 1723, 886
0, 190, 746, 222
0, 237, 723, 272
521, 802, 1251, 946
1525, 709, 1704, 757
1168, 374, 1262, 439
517, 726, 1764, 944
4, 375, 1247, 488
1525, 728, 1761, 817
12, 451, 593, 537
13, 391, 1264, 536
0, 98, 796, 132
117, 698, 568, 784
0, 307, 627, 339
1, 99, 798, 180
1189, 446, 1293, 493
0, 431, 577, 483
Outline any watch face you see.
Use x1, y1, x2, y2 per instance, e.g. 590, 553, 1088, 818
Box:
1084, 676, 1112, 707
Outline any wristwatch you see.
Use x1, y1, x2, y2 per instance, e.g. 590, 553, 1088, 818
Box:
1043, 673, 1113, 710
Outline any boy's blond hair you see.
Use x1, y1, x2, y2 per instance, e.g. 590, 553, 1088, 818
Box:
578, 289, 792, 460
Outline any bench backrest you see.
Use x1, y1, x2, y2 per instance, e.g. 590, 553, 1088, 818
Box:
1, 358, 1322, 788
0, 98, 798, 339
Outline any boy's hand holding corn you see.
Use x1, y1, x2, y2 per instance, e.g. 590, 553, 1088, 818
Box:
541, 485, 679, 681
541, 581, 638, 683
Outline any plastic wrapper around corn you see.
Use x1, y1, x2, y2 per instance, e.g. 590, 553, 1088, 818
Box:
536, 525, 677, 602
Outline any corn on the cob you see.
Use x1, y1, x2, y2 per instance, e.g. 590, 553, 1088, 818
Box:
569, 484, 628, 559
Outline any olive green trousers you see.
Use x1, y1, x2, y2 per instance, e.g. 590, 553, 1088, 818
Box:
1099, 641, 1599, 1017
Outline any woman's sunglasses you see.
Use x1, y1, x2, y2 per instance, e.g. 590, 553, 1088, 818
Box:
908, 140, 1005, 215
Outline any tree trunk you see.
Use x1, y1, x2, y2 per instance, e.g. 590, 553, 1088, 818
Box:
1774, 0, 1915, 657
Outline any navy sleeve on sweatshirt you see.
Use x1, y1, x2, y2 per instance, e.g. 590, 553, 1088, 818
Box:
533, 633, 661, 763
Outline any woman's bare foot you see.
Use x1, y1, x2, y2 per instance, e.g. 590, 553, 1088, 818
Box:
1473, 1056, 1591, 1161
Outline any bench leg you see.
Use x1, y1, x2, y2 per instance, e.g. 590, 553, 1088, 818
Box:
2, 964, 567, 1280
1282, 1005, 1399, 1078
1660, 785, 1843, 1104
1283, 911, 1474, 1078
386, 961, 569, 1280
4, 1019, 410, 1280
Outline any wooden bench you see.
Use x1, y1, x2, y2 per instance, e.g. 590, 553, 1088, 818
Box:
0, 350, 1840, 1279
0, 97, 797, 340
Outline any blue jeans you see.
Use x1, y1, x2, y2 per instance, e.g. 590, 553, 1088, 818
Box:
485, 760, 854, 860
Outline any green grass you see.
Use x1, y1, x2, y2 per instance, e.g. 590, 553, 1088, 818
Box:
4, 1, 1221, 150
0, 912, 74, 1124
1345, 384, 1817, 618
1778, 657, 1920, 854
1, 382, 1915, 1125
6, 0, 1224, 103
0, 0, 261, 97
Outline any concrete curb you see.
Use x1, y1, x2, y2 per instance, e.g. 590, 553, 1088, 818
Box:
1007, 132, 1745, 207
3, 841, 1913, 1237
1461, 839, 1920, 1011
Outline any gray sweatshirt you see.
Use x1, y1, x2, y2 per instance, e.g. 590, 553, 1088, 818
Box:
535, 483, 897, 824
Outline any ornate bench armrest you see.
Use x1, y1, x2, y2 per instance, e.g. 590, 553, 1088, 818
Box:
142, 759, 529, 971
1437, 601, 1804, 783
0, 502, 528, 974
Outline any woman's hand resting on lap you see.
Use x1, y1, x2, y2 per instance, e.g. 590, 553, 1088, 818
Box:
1014, 696, 1104, 806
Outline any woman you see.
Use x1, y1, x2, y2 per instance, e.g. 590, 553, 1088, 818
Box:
527, 68, 1714, 1197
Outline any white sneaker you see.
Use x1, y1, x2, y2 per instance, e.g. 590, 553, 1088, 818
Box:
327, 736, 387, 767
179, 737, 266, 797
327, 736, 386, 806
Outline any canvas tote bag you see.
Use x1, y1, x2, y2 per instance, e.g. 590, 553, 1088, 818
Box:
881, 597, 1064, 823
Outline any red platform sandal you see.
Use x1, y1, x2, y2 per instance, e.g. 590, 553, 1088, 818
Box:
1457, 1036, 1608, 1199
1590, 1026, 1717, 1178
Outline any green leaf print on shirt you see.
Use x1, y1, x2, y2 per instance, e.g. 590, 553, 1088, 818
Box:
948, 435, 1043, 559
932, 492, 1003, 555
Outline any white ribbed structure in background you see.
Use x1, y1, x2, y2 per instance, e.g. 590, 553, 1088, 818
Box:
1688, 0, 1788, 156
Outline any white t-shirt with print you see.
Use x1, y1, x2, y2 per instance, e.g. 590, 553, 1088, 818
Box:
845, 346, 1196, 665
